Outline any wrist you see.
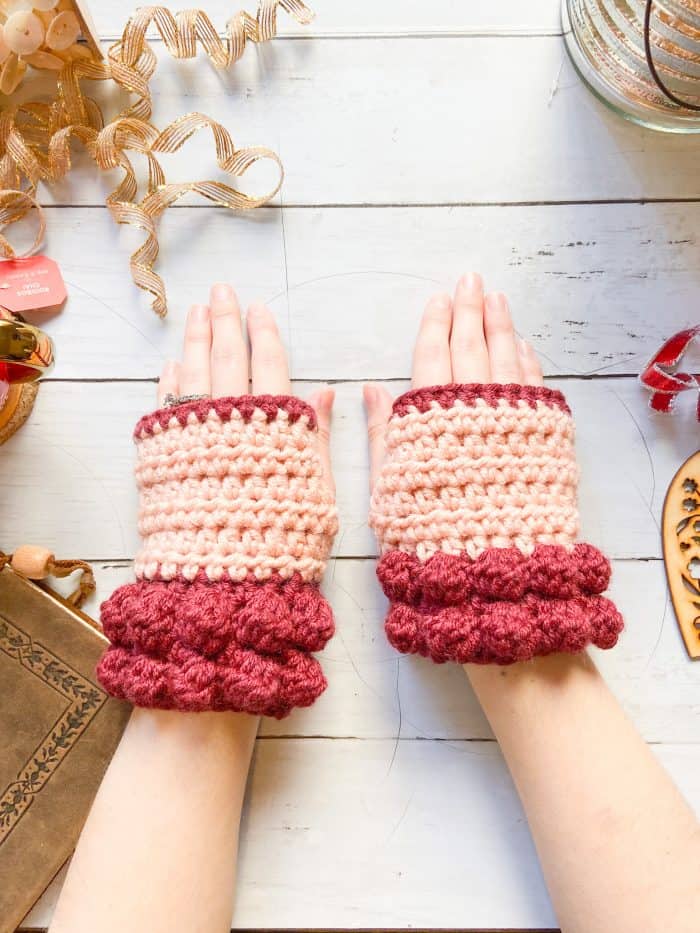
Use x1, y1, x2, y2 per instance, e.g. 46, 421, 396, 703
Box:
463, 651, 602, 713
128, 708, 259, 758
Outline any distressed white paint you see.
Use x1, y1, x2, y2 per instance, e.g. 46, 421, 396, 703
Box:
0, 377, 694, 561
96, 0, 562, 38
24, 202, 700, 380
29, 37, 700, 208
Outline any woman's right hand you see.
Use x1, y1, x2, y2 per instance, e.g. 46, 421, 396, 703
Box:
363, 272, 543, 490
364, 272, 621, 666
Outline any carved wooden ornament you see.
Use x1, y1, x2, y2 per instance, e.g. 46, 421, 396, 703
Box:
662, 451, 700, 659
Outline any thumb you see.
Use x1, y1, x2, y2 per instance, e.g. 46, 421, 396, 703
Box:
363, 383, 393, 493
307, 386, 335, 497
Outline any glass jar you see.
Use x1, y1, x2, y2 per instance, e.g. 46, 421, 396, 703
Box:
562, 0, 700, 132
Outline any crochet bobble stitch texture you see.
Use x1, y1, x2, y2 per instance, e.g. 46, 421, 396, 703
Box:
369, 384, 623, 665
97, 395, 338, 717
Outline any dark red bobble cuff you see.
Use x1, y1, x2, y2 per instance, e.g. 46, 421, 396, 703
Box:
96, 574, 334, 717
377, 545, 623, 665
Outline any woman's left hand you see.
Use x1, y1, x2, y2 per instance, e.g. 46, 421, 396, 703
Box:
157, 283, 335, 496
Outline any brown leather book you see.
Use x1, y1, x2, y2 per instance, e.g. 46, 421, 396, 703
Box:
0, 563, 130, 933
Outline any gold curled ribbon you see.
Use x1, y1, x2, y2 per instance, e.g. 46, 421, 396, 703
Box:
0, 190, 46, 259
0, 0, 313, 316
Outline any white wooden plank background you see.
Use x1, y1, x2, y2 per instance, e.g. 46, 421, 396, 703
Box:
96, 1, 563, 38
7, 1, 700, 930
19, 203, 700, 380
27, 37, 700, 207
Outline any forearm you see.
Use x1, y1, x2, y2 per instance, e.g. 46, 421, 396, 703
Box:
51, 291, 335, 933
367, 280, 700, 930
466, 654, 700, 933
49, 708, 258, 933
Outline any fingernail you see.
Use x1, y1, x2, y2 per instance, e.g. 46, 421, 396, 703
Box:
485, 291, 508, 313
211, 283, 233, 303
190, 304, 209, 322
247, 302, 267, 319
461, 272, 482, 292
364, 384, 378, 405
518, 338, 531, 356
433, 292, 451, 309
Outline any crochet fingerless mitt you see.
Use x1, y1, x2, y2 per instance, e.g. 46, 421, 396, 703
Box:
369, 384, 623, 665
97, 395, 338, 717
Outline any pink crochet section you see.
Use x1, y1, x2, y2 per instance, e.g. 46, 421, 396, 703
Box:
377, 544, 613, 604
377, 546, 623, 664
97, 574, 334, 717
370, 384, 623, 664
99, 394, 338, 714
384, 594, 622, 665
369, 384, 579, 560
134, 395, 337, 582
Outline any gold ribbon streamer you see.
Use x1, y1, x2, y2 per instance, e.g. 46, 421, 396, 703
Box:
0, 190, 46, 259
0, 0, 313, 316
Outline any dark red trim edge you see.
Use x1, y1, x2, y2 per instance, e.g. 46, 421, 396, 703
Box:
392, 383, 570, 418
135, 394, 317, 438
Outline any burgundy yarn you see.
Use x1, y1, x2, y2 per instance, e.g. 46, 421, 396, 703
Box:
377, 545, 611, 604
392, 383, 570, 417
97, 645, 327, 717
135, 394, 317, 439
384, 593, 622, 665
96, 574, 334, 717
377, 545, 623, 665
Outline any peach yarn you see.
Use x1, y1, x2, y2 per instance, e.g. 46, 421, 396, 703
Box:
370, 393, 579, 560
134, 397, 337, 583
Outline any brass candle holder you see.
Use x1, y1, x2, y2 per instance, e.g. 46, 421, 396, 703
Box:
0, 306, 54, 444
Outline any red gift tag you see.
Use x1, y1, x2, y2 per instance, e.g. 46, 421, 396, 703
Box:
0, 256, 67, 313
